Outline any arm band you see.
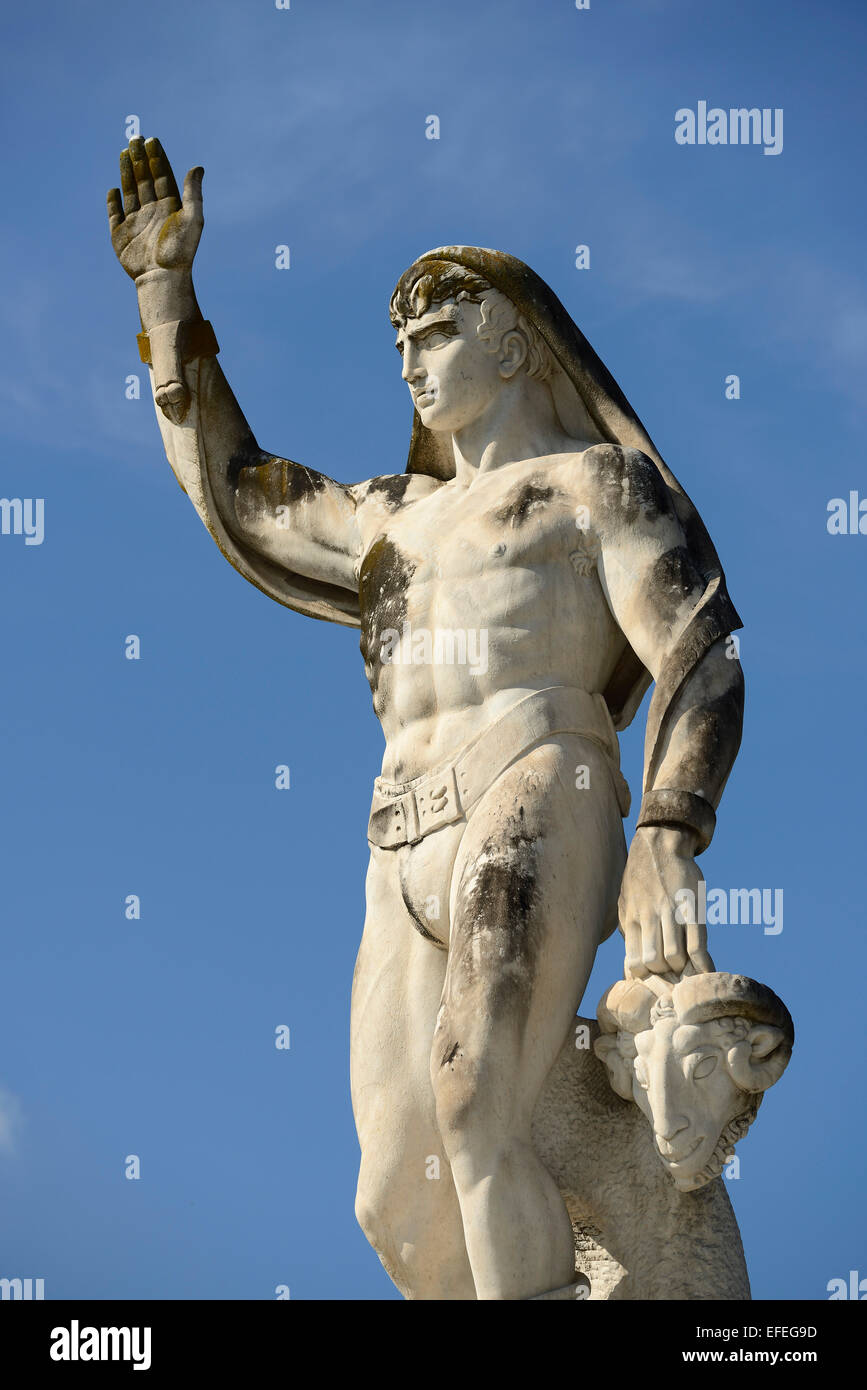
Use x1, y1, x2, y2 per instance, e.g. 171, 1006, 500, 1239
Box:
635, 788, 716, 854
137, 318, 219, 366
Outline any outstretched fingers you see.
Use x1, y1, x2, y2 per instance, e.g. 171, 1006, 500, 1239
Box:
119, 149, 138, 215
145, 137, 180, 206
182, 165, 204, 220
129, 136, 155, 204
106, 187, 124, 233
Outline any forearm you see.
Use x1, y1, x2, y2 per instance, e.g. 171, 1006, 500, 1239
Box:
137, 268, 253, 535
137, 266, 202, 333
636, 638, 744, 852
139, 281, 360, 589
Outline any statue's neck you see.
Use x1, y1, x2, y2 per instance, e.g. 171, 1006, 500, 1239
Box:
450, 379, 571, 486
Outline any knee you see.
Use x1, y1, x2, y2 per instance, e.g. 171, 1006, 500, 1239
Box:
355, 1166, 444, 1299
355, 1167, 394, 1259
432, 1072, 473, 1153
432, 1052, 508, 1174
355, 1182, 413, 1295
355, 1157, 436, 1252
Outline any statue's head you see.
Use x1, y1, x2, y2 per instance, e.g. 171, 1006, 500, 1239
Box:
594, 973, 793, 1191
389, 259, 558, 435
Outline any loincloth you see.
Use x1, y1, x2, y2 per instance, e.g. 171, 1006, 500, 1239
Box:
367, 686, 631, 849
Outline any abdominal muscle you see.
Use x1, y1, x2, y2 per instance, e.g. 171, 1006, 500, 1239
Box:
379, 684, 545, 784
373, 633, 625, 783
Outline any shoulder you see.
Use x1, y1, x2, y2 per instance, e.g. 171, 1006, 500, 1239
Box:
567, 443, 675, 533
577, 442, 667, 499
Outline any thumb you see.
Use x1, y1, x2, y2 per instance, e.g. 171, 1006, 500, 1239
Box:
182, 166, 204, 213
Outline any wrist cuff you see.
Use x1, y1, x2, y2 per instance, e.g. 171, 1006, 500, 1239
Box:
137, 318, 219, 366
636, 789, 716, 854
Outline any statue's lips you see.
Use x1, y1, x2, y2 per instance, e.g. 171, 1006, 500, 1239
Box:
413, 389, 437, 407
656, 1135, 704, 1166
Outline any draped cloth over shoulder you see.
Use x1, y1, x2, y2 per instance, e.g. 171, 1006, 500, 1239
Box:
393, 246, 743, 782
160, 357, 362, 629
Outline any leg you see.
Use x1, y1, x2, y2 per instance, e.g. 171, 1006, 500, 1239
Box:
431, 735, 626, 1300
350, 846, 476, 1299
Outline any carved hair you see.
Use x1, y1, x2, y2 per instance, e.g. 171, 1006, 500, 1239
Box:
389, 260, 555, 382
674, 974, 793, 1048
601, 971, 794, 1059
650, 1001, 751, 1042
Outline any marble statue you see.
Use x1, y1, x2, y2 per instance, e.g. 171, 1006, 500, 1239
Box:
108, 136, 791, 1300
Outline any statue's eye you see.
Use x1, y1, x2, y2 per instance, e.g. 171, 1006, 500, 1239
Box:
692, 1055, 717, 1080
634, 1060, 649, 1090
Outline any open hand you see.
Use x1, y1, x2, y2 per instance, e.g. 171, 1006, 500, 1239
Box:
107, 137, 203, 282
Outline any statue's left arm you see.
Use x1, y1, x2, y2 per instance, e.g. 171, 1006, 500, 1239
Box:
589, 445, 745, 979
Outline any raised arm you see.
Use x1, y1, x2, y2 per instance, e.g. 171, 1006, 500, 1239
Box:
107, 137, 361, 620
588, 444, 744, 980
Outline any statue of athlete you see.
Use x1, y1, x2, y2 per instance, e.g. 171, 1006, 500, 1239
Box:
108, 137, 744, 1301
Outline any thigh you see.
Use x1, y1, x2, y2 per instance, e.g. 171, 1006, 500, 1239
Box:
435, 735, 626, 1124
352, 845, 476, 1296
351, 845, 448, 1159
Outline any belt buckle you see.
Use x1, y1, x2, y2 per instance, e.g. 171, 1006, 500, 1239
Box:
380, 794, 405, 847
413, 765, 461, 839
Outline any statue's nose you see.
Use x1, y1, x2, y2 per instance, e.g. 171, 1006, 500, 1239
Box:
655, 1117, 689, 1144
401, 348, 422, 382
650, 1079, 690, 1144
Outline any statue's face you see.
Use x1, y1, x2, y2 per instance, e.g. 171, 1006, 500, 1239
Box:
632, 1018, 746, 1190
395, 298, 507, 434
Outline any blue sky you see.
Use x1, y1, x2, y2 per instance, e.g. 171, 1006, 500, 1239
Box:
1, 0, 865, 1300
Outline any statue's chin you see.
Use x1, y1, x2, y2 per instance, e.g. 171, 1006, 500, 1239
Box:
669, 1168, 707, 1193
657, 1135, 713, 1191
415, 397, 447, 427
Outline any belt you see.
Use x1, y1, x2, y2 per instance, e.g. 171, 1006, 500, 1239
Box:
367, 686, 630, 849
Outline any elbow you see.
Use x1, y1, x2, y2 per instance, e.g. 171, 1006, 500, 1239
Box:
227, 430, 266, 489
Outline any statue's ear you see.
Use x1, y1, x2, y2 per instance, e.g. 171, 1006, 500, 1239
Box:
593, 1033, 635, 1101
728, 1025, 791, 1093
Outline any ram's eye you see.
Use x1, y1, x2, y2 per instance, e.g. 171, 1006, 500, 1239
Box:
692, 1055, 717, 1080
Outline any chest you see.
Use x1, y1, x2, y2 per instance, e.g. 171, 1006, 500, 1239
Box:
364, 470, 583, 591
